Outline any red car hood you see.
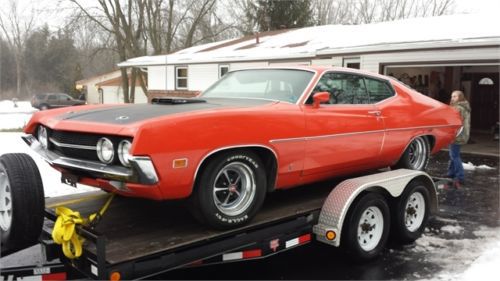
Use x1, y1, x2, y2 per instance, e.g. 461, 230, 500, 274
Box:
24, 98, 277, 136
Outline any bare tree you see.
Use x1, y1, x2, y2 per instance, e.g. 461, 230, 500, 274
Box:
0, 0, 36, 98
311, 0, 455, 25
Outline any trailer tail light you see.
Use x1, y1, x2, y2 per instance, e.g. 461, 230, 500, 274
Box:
326, 230, 336, 241
110, 271, 121, 281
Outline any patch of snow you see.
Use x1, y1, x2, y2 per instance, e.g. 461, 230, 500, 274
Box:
463, 162, 496, 171
440, 225, 464, 234
0, 100, 37, 130
414, 226, 500, 281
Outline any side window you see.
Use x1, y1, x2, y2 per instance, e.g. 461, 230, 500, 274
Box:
308, 73, 369, 105
47, 95, 57, 101
364, 78, 395, 103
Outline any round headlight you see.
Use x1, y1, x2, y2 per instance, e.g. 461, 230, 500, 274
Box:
37, 126, 48, 149
96, 138, 114, 164
118, 140, 132, 167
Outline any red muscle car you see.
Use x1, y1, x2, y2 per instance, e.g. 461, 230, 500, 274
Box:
22, 67, 462, 228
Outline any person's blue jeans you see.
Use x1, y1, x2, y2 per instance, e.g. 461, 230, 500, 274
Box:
448, 144, 464, 182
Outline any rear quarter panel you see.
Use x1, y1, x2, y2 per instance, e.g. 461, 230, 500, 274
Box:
380, 81, 462, 165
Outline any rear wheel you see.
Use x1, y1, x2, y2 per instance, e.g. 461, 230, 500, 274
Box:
391, 180, 430, 244
0, 153, 45, 256
341, 193, 390, 261
394, 136, 430, 171
190, 150, 266, 229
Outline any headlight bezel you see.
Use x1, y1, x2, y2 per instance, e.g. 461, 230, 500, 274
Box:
118, 140, 132, 167
96, 137, 115, 164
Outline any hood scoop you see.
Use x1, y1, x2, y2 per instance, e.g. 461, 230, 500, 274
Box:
152, 97, 207, 105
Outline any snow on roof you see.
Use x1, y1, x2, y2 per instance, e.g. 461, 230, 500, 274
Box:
118, 13, 500, 67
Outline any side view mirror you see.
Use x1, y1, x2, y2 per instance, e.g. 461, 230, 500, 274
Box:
67, 98, 71, 101
312, 92, 330, 108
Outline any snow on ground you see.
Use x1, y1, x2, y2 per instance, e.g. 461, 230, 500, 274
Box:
414, 225, 500, 281
463, 161, 495, 171
0, 100, 37, 130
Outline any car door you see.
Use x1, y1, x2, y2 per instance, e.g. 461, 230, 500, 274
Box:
302, 72, 385, 176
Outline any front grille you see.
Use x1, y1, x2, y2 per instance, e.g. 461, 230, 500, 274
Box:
46, 129, 132, 164
51, 130, 101, 147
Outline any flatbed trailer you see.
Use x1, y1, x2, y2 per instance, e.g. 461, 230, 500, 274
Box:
1, 164, 450, 280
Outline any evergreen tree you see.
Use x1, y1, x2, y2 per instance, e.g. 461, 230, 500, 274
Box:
256, 0, 312, 31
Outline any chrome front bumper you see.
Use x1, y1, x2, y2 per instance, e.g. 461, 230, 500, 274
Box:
22, 134, 159, 185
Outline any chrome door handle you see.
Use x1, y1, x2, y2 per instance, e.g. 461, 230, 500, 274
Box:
368, 110, 381, 116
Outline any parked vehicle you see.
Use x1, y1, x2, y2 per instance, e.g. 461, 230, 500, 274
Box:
21, 67, 462, 229
31, 93, 86, 110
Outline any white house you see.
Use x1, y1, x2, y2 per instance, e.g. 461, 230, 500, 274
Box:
76, 70, 148, 104
118, 13, 500, 131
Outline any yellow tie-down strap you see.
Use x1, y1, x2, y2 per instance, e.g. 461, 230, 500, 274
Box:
51, 194, 115, 259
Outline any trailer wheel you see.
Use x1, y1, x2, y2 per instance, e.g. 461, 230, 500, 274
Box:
0, 153, 45, 256
394, 137, 430, 171
391, 180, 430, 244
190, 150, 266, 229
341, 192, 390, 261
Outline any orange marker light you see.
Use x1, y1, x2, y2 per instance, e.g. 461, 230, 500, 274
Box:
173, 158, 188, 169
110, 271, 121, 281
326, 230, 336, 241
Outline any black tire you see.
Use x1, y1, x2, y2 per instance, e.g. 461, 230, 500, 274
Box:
341, 192, 390, 262
0, 153, 45, 256
39, 104, 49, 110
190, 150, 266, 229
393, 136, 430, 171
391, 180, 430, 244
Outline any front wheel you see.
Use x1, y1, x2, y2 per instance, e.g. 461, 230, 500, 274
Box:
341, 192, 390, 261
393, 136, 430, 171
190, 150, 266, 229
391, 180, 430, 244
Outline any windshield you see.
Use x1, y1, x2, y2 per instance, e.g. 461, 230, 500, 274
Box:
201, 69, 314, 103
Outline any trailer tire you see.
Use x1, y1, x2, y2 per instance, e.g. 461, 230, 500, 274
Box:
341, 192, 390, 261
0, 153, 45, 256
391, 180, 430, 244
393, 136, 430, 171
190, 150, 266, 229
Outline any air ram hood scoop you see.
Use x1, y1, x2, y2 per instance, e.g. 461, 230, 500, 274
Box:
151, 97, 207, 105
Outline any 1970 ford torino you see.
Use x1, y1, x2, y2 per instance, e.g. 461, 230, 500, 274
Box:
22, 67, 462, 228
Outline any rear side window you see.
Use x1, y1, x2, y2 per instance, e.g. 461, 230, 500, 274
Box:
364, 78, 395, 103
309, 73, 370, 105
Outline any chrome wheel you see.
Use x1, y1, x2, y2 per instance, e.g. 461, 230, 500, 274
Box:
408, 137, 428, 170
357, 206, 384, 252
405, 192, 426, 232
213, 162, 256, 217
0, 164, 13, 232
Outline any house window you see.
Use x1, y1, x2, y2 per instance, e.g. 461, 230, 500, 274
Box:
176, 66, 188, 89
343, 57, 360, 69
219, 65, 229, 78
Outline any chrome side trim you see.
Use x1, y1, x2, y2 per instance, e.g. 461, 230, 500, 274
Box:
49, 137, 97, 150
22, 134, 158, 185
269, 124, 455, 144
193, 144, 279, 186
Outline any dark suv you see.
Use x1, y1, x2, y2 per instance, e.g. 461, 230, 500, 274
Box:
31, 93, 85, 110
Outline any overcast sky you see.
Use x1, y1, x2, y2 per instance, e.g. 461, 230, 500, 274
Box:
2, 0, 500, 32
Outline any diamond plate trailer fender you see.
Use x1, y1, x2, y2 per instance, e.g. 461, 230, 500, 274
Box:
313, 169, 437, 247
